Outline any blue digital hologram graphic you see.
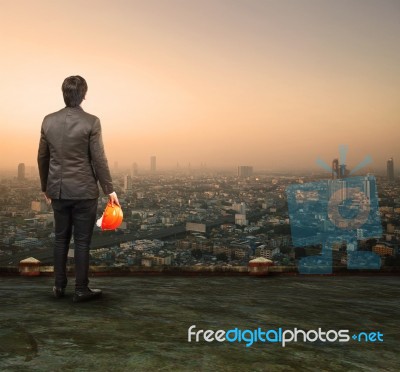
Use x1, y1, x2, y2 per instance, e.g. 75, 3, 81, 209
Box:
286, 148, 382, 274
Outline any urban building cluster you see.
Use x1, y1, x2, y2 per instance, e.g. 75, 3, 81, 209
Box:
0, 158, 399, 271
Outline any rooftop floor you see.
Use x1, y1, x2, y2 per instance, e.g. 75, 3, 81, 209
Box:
0, 275, 399, 371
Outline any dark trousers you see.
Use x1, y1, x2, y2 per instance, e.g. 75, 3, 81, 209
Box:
51, 199, 98, 290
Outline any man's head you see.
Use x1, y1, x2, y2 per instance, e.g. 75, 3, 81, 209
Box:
62, 75, 88, 107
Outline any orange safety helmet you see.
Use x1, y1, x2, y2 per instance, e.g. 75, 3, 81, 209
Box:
99, 202, 123, 230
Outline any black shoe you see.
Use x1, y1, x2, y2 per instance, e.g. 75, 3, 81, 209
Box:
53, 286, 65, 299
73, 288, 102, 303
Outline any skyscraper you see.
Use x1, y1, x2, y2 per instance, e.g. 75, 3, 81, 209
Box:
387, 158, 394, 182
332, 158, 349, 179
17, 163, 25, 181
124, 174, 132, 192
237, 166, 253, 178
363, 174, 376, 200
132, 162, 138, 176
332, 159, 339, 179
150, 156, 156, 172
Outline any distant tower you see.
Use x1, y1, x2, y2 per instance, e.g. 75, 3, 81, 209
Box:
332, 158, 349, 179
339, 164, 349, 178
17, 163, 25, 181
132, 162, 138, 176
387, 158, 394, 182
332, 159, 339, 179
114, 161, 119, 172
363, 174, 375, 200
237, 166, 253, 178
150, 156, 156, 172
124, 174, 132, 192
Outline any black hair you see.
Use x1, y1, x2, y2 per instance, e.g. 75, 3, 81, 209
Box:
62, 75, 88, 107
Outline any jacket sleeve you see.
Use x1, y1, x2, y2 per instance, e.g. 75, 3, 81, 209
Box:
37, 124, 50, 193
89, 118, 114, 195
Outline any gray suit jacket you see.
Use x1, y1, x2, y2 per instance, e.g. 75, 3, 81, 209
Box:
37, 106, 114, 199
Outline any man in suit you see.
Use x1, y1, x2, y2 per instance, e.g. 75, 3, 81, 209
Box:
38, 75, 119, 302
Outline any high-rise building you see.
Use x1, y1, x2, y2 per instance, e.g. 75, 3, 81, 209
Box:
17, 163, 25, 181
332, 158, 349, 179
363, 174, 376, 200
332, 159, 339, 179
124, 175, 132, 192
132, 162, 138, 176
150, 156, 156, 172
237, 166, 253, 178
387, 158, 394, 182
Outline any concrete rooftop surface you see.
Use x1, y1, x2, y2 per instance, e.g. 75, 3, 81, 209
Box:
0, 275, 399, 371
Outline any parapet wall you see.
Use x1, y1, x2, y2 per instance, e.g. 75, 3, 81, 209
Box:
1, 265, 399, 276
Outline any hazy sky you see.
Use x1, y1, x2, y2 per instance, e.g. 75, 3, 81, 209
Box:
1, 0, 399, 172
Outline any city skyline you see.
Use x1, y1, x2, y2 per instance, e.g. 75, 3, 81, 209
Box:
1, 0, 399, 170
4, 154, 397, 177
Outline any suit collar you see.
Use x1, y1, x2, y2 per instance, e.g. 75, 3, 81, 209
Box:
65, 105, 83, 111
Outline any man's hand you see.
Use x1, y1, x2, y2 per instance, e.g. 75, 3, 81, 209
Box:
109, 191, 120, 206
43, 192, 51, 205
